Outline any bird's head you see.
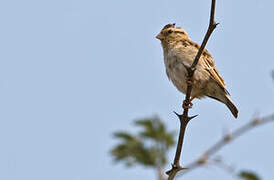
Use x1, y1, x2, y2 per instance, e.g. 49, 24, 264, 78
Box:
156, 23, 189, 44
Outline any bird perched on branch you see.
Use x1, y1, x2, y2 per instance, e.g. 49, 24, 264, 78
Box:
156, 23, 238, 118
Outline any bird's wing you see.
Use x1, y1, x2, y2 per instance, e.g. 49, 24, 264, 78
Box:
204, 55, 229, 94
186, 40, 227, 90
180, 39, 227, 92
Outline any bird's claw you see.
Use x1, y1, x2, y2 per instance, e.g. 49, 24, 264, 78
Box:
182, 100, 193, 109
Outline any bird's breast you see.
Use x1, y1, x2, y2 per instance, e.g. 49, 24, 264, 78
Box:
164, 51, 189, 94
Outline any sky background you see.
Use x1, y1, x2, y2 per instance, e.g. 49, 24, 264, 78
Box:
0, 0, 274, 180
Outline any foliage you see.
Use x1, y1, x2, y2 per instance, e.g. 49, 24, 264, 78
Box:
239, 171, 261, 180
111, 116, 175, 168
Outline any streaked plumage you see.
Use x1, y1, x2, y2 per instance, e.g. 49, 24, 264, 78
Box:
156, 23, 238, 118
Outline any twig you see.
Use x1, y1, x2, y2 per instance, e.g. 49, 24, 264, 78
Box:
179, 114, 274, 176
166, 0, 218, 179
209, 157, 240, 179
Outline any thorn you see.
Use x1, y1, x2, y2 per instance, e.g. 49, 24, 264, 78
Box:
166, 169, 172, 175
166, 164, 189, 175
189, 114, 198, 120
213, 22, 219, 29
173, 111, 180, 117
166, 163, 182, 175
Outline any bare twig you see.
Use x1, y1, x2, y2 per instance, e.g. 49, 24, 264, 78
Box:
179, 114, 274, 176
166, 0, 218, 179
210, 157, 241, 180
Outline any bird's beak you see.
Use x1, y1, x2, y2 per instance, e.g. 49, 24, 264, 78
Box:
156, 33, 164, 40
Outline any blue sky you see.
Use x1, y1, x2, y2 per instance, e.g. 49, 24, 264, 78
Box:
0, 0, 274, 180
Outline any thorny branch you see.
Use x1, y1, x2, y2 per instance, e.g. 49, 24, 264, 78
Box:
179, 114, 274, 177
166, 0, 218, 179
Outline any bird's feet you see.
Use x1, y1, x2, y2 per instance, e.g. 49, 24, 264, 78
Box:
182, 99, 193, 109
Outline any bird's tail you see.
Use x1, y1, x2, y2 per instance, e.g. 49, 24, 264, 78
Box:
225, 95, 238, 118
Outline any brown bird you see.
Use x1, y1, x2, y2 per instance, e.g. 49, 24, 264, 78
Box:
156, 23, 238, 118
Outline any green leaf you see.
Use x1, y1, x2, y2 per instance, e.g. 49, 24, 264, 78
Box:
134, 116, 175, 146
239, 171, 261, 180
110, 115, 176, 168
113, 132, 135, 141
111, 131, 156, 167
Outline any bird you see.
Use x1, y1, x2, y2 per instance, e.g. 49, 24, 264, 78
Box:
156, 23, 238, 118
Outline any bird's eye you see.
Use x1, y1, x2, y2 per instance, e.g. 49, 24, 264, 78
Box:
167, 30, 173, 34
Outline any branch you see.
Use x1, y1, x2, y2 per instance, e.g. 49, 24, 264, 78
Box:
209, 157, 241, 180
180, 114, 274, 176
166, 0, 218, 179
